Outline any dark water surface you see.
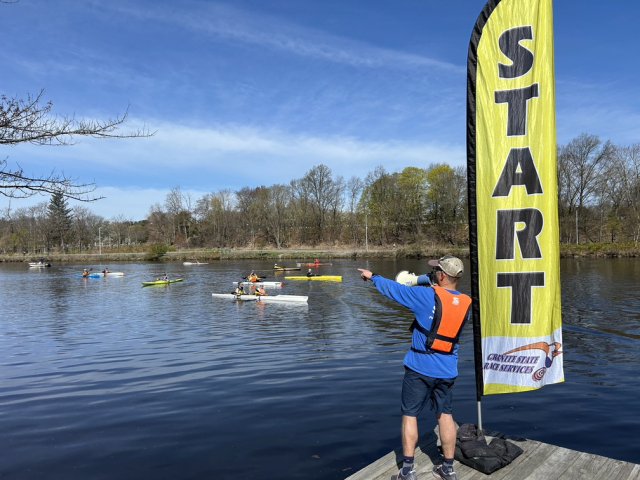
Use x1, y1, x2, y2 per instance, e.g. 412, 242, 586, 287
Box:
1, 258, 638, 479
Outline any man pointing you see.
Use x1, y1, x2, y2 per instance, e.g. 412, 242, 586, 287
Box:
358, 255, 471, 480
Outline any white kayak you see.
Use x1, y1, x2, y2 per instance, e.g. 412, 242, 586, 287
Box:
212, 293, 308, 303
29, 262, 51, 268
232, 281, 283, 288
90, 272, 125, 277
183, 262, 209, 265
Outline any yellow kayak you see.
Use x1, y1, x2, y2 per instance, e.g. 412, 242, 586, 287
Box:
142, 278, 184, 286
284, 275, 342, 282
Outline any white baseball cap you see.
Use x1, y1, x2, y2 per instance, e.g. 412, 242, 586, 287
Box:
428, 255, 464, 278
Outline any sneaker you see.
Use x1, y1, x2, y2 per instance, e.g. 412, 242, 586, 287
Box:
396, 466, 417, 480
432, 464, 457, 480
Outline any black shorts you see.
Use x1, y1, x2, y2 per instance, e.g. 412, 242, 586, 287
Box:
401, 367, 456, 417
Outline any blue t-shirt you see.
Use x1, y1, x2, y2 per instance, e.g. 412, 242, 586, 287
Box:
370, 275, 469, 379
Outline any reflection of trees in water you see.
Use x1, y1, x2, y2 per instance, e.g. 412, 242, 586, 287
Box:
37, 270, 74, 339
563, 324, 639, 369
560, 259, 640, 367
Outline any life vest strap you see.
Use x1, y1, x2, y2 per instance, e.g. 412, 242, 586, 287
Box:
408, 288, 470, 354
410, 320, 457, 355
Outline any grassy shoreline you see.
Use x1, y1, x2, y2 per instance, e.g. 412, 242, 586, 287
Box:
1, 247, 457, 264
2, 243, 639, 264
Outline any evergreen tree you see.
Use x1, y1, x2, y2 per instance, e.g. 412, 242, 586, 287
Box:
48, 190, 73, 251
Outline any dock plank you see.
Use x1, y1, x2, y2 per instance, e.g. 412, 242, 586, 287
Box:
488, 438, 549, 480
346, 429, 640, 480
521, 444, 580, 479
592, 458, 640, 480
563, 451, 615, 479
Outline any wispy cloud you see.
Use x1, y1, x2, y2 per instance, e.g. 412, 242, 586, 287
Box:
105, 1, 463, 73
70, 118, 466, 172
555, 78, 640, 145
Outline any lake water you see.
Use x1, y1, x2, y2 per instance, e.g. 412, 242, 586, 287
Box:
1, 258, 639, 479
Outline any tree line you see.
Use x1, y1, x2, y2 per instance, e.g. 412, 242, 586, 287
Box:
1, 133, 639, 255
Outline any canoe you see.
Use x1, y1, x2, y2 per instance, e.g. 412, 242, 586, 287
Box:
29, 262, 51, 268
183, 262, 209, 265
297, 263, 332, 267
142, 278, 184, 286
212, 293, 308, 303
233, 281, 283, 287
284, 275, 342, 282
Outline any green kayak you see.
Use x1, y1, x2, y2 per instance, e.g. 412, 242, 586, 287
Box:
142, 278, 184, 287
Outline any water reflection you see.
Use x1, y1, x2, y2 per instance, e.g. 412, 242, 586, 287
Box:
559, 258, 640, 366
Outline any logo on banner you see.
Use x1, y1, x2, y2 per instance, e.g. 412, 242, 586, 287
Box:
484, 341, 562, 381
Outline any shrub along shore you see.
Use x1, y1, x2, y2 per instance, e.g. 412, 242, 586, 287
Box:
2, 242, 639, 264
2, 247, 458, 264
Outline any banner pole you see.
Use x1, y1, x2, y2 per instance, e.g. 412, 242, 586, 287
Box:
466, 0, 492, 424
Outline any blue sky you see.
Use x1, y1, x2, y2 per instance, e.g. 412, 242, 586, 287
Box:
1, 0, 639, 221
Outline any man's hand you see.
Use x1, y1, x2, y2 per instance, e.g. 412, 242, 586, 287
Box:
358, 268, 373, 282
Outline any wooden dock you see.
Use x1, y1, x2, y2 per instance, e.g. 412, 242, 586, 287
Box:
346, 428, 640, 480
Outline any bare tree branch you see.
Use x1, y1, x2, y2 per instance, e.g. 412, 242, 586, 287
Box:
0, 158, 104, 201
0, 89, 155, 201
0, 90, 153, 146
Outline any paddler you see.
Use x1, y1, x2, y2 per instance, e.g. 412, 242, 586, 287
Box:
235, 284, 245, 295
82, 268, 89, 278
248, 271, 259, 282
162, 273, 169, 281
306, 268, 315, 277
255, 285, 267, 296
314, 258, 319, 266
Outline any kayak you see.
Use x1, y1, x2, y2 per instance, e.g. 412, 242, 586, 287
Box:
273, 266, 301, 271
29, 262, 51, 268
75, 272, 125, 278
89, 272, 125, 277
297, 263, 332, 267
285, 275, 342, 282
142, 278, 184, 286
212, 293, 308, 303
183, 262, 209, 265
233, 281, 283, 287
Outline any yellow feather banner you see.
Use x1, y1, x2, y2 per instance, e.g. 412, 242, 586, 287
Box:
467, 0, 564, 395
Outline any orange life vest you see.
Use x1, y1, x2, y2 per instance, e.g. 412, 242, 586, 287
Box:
410, 285, 472, 354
